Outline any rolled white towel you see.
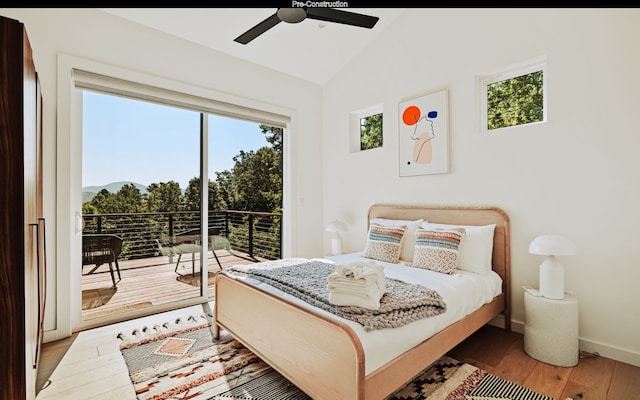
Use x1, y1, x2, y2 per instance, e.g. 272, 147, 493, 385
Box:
327, 261, 386, 309
327, 261, 386, 292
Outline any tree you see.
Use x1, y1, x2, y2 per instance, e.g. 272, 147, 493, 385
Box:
88, 188, 118, 213
86, 185, 145, 214
214, 170, 235, 210
147, 181, 182, 212
183, 177, 227, 212
487, 71, 543, 130
360, 113, 383, 151
86, 188, 109, 213
214, 124, 283, 213
224, 147, 282, 212
114, 183, 145, 213
260, 124, 283, 155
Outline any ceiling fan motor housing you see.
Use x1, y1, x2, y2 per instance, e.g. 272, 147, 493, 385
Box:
277, 8, 307, 24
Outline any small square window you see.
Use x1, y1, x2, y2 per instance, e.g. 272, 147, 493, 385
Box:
479, 57, 546, 132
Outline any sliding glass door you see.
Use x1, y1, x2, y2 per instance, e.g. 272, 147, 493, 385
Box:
79, 91, 284, 325
81, 90, 206, 321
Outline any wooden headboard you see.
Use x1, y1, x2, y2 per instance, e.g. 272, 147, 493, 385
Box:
367, 204, 511, 330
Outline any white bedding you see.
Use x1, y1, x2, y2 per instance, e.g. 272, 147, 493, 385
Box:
228, 252, 503, 374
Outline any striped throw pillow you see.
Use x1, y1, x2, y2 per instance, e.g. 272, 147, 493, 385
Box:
363, 222, 407, 263
412, 228, 465, 274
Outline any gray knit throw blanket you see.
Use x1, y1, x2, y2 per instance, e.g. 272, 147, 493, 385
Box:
226, 258, 447, 332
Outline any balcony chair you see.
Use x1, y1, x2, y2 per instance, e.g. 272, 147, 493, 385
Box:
82, 234, 123, 287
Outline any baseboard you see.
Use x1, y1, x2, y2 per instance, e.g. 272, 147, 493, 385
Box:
505, 319, 640, 368
578, 336, 640, 368
488, 314, 507, 330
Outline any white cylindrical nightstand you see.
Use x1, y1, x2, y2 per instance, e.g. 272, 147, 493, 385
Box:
523, 288, 579, 367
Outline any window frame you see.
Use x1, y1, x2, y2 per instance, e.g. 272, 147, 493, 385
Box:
478, 56, 547, 133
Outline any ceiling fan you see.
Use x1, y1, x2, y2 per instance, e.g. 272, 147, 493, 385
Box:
234, 8, 379, 45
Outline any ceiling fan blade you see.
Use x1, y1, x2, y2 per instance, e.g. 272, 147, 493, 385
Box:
306, 8, 379, 29
234, 12, 282, 44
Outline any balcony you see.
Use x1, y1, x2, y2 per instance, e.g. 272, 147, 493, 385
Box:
81, 210, 280, 320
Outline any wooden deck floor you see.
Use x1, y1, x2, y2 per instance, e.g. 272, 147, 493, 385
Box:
81, 250, 266, 321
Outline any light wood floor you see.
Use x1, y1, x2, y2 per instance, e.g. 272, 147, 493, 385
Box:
36, 313, 639, 400
447, 325, 640, 400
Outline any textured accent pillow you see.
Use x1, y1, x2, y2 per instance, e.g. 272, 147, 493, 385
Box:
370, 218, 424, 262
421, 222, 496, 275
412, 228, 465, 274
363, 222, 407, 264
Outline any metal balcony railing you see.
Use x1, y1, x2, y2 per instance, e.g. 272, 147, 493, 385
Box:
82, 210, 281, 262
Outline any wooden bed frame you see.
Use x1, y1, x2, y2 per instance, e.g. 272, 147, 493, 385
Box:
213, 204, 511, 399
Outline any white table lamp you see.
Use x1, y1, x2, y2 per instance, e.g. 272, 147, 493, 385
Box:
326, 220, 348, 255
529, 233, 577, 300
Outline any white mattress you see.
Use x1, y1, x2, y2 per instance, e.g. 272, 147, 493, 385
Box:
230, 252, 503, 374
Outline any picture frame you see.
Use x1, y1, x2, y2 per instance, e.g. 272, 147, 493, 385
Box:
398, 89, 449, 176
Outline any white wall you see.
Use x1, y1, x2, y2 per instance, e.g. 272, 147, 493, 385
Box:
0, 8, 324, 338
4, 7, 639, 369
323, 8, 640, 366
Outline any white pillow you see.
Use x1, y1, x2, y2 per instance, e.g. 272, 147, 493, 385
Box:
421, 222, 496, 275
371, 218, 424, 262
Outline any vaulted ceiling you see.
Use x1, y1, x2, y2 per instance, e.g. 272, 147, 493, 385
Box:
99, 8, 405, 85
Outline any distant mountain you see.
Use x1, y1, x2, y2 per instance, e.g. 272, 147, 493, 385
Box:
82, 181, 148, 203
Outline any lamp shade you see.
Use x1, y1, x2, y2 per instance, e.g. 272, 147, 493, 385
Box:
529, 234, 577, 256
326, 219, 348, 233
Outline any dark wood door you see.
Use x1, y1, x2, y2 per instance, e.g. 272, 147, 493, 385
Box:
0, 14, 43, 400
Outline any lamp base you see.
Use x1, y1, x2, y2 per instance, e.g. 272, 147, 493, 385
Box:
330, 237, 343, 256
539, 256, 565, 300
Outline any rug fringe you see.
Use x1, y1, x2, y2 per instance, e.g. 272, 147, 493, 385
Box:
117, 314, 210, 346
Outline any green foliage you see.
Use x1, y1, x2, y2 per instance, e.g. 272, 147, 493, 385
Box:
260, 124, 283, 154
183, 177, 228, 212
360, 113, 383, 151
216, 125, 283, 213
87, 185, 144, 214
147, 181, 182, 212
487, 70, 544, 130
225, 147, 282, 213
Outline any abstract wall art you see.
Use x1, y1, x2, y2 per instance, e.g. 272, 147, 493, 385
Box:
398, 89, 449, 176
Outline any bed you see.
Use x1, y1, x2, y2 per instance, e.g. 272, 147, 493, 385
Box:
213, 204, 511, 399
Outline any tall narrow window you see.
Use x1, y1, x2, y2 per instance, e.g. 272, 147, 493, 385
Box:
360, 112, 383, 150
351, 104, 383, 152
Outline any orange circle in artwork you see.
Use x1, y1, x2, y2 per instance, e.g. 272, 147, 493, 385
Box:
402, 106, 421, 126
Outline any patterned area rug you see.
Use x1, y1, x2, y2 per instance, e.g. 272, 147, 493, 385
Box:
118, 314, 561, 400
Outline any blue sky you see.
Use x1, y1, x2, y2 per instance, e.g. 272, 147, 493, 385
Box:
82, 91, 270, 189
